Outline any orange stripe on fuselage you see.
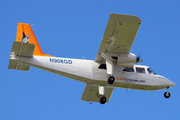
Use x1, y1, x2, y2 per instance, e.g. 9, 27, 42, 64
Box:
16, 23, 53, 57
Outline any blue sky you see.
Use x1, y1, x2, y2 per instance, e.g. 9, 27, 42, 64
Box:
1, 0, 180, 120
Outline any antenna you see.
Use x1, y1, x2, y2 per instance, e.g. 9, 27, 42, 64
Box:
126, 89, 128, 94
30, 24, 35, 27
82, 56, 85, 60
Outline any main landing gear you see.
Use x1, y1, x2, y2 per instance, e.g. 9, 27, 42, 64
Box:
105, 58, 115, 85
101, 52, 116, 85
100, 96, 107, 104
107, 75, 115, 84
98, 86, 107, 104
164, 87, 171, 98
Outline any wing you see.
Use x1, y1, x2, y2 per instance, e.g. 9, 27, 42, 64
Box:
95, 13, 141, 62
81, 84, 114, 102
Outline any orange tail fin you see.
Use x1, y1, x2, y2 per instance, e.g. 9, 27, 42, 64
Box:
16, 23, 53, 57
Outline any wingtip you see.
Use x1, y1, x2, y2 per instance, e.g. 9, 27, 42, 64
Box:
109, 13, 141, 23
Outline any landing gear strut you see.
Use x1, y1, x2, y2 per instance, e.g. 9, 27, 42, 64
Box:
164, 87, 171, 98
105, 58, 115, 85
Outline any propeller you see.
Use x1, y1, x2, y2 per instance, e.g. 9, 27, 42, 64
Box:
136, 54, 143, 63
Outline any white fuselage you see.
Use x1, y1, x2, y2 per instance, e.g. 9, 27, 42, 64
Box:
12, 56, 175, 91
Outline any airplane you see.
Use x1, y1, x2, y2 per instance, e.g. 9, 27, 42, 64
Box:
8, 13, 175, 104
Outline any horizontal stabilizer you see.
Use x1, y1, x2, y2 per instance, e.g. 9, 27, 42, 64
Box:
10, 41, 35, 57
8, 41, 35, 71
8, 59, 30, 71
81, 84, 114, 102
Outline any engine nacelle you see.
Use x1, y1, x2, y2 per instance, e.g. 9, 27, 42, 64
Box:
117, 53, 136, 67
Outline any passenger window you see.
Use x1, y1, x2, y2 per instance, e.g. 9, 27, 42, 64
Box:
123, 67, 134, 72
136, 68, 145, 73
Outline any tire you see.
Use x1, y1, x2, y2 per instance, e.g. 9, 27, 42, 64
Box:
100, 96, 107, 104
164, 92, 171, 98
107, 76, 115, 84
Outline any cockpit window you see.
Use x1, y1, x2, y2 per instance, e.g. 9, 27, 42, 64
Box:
147, 68, 156, 75
123, 67, 134, 72
136, 67, 145, 73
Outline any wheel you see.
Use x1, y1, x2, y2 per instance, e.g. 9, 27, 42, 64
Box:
164, 92, 171, 98
107, 76, 115, 84
100, 96, 107, 104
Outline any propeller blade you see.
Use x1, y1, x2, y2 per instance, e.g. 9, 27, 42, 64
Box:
136, 55, 142, 63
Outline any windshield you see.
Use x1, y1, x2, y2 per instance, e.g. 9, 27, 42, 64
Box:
147, 68, 156, 75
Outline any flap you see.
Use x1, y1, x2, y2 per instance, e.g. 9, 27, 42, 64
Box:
81, 84, 114, 102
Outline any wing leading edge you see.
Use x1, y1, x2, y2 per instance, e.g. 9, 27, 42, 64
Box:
95, 13, 141, 62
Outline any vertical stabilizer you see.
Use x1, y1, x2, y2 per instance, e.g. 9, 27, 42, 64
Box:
16, 23, 52, 57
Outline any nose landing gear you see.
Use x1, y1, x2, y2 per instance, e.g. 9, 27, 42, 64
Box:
164, 87, 171, 98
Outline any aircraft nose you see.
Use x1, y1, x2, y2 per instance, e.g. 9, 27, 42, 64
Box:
167, 80, 176, 87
